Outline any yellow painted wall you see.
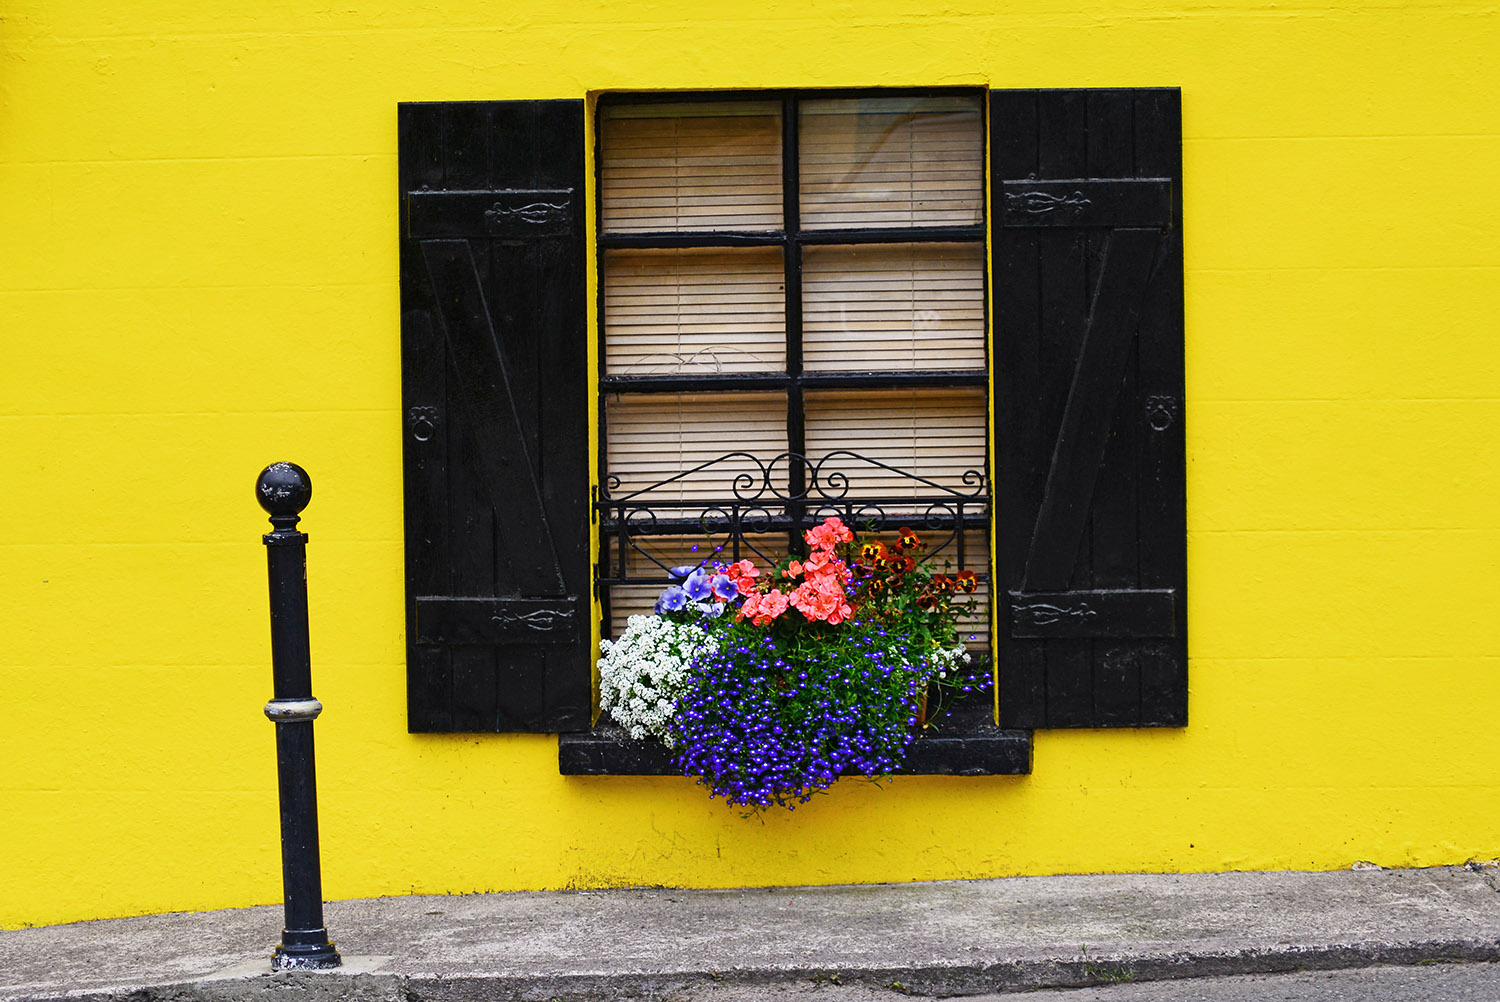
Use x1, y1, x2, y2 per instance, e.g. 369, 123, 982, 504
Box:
3, 0, 1498, 929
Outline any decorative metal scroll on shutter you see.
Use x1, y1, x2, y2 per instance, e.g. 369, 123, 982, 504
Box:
398, 100, 592, 733
990, 89, 1187, 728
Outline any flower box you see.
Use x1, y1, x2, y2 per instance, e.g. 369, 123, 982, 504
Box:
594, 518, 1006, 810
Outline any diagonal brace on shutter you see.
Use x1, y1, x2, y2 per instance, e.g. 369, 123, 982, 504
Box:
419, 239, 567, 595
1021, 227, 1161, 594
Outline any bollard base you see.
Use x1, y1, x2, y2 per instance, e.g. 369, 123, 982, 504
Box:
272, 929, 342, 971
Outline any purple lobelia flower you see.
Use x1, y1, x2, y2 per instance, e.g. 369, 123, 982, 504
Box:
667, 621, 925, 810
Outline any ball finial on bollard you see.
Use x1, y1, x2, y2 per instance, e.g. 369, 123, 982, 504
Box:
256, 462, 313, 528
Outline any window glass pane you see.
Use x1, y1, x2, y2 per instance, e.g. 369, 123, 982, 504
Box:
604, 247, 786, 376
799, 95, 983, 230
601, 101, 783, 233
802, 242, 986, 372
605, 391, 789, 499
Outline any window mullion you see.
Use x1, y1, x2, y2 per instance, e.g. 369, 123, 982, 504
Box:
782, 95, 806, 554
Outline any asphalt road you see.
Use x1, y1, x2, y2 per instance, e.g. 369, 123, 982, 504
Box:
992, 961, 1500, 1000
644, 963, 1500, 1002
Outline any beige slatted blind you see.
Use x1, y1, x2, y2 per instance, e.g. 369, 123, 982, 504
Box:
600, 101, 783, 233
608, 535, 709, 638
802, 242, 986, 372
604, 248, 786, 376
954, 528, 990, 654
799, 96, 984, 230
605, 391, 788, 499
803, 387, 987, 502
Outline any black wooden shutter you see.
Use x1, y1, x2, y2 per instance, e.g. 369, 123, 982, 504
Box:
398, 101, 591, 733
991, 89, 1186, 728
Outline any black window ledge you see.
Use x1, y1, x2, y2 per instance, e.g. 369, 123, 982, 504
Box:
558, 705, 1031, 776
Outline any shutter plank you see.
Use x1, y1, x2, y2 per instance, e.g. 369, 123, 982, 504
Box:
400, 103, 455, 733
1133, 89, 1188, 726
990, 89, 1047, 727
433, 104, 502, 733
1035, 90, 1093, 727
1086, 90, 1143, 726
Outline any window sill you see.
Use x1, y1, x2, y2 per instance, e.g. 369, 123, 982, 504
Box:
557, 705, 1031, 776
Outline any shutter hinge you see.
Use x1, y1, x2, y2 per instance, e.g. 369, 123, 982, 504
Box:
590, 483, 598, 523
591, 561, 601, 601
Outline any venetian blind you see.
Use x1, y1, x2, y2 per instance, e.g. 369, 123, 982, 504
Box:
603, 247, 786, 376
798, 96, 984, 230
604, 391, 788, 500
600, 101, 784, 233
952, 528, 991, 653
803, 387, 988, 503
801, 243, 986, 372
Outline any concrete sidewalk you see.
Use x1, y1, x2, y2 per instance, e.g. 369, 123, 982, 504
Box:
4, 865, 1500, 1001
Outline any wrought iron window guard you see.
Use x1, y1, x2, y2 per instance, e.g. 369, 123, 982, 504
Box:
596, 450, 989, 588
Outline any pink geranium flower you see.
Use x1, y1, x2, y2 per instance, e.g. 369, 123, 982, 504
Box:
804, 516, 853, 551
739, 587, 791, 626
723, 558, 761, 595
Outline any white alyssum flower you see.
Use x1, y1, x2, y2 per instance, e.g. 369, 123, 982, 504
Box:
597, 614, 717, 748
894, 643, 971, 682
927, 644, 972, 681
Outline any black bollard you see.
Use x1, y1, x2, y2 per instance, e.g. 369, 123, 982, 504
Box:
256, 462, 341, 971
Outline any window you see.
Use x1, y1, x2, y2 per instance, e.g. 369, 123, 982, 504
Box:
593, 92, 993, 656
397, 89, 1186, 754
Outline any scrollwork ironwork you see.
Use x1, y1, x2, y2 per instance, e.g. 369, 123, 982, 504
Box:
595, 451, 989, 588
598, 450, 986, 505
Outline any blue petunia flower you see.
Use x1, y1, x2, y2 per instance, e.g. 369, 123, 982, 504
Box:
682, 567, 713, 602
709, 573, 738, 601
654, 585, 688, 613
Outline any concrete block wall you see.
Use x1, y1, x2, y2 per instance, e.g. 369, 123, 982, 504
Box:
2, 0, 1497, 928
